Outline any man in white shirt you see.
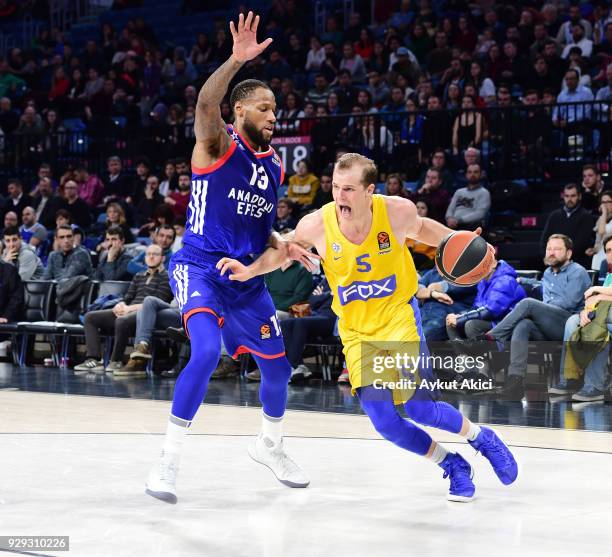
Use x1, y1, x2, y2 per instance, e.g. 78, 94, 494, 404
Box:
561, 23, 593, 58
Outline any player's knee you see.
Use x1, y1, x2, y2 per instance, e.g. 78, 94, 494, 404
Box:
368, 407, 403, 440
189, 341, 221, 365
404, 398, 437, 426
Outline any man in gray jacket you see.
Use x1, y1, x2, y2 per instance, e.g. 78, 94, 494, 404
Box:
1, 226, 44, 280
445, 164, 491, 230
43, 225, 92, 280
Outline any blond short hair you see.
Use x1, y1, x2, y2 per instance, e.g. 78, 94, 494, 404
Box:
334, 152, 378, 187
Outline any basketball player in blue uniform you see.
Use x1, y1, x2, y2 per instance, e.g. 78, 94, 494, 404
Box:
146, 12, 315, 503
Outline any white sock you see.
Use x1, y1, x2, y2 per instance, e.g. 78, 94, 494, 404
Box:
429, 442, 450, 465
464, 422, 482, 442
261, 413, 283, 445
162, 415, 191, 455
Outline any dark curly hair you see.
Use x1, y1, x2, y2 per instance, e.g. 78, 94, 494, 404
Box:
229, 79, 272, 108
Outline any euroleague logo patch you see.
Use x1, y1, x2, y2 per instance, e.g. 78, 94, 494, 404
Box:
260, 324, 271, 339
377, 231, 391, 251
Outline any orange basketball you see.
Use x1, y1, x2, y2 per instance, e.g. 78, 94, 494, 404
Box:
435, 231, 495, 286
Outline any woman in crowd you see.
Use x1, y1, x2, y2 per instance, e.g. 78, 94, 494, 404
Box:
452, 94, 483, 155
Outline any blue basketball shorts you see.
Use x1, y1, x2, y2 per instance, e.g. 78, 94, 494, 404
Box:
169, 245, 286, 359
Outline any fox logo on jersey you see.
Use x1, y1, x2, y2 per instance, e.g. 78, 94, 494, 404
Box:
337, 275, 397, 306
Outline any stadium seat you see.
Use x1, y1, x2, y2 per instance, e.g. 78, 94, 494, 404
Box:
2, 281, 57, 367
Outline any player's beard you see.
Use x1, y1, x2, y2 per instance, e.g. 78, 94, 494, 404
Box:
242, 116, 271, 150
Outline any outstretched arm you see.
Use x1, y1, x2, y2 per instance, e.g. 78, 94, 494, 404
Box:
192, 11, 272, 169
216, 211, 322, 281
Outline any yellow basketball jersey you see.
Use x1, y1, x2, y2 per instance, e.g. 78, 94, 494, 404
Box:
321, 195, 418, 342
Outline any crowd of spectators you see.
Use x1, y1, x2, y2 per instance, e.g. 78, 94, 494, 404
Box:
0, 2, 611, 398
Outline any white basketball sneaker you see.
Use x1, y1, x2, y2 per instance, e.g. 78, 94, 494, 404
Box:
248, 434, 310, 488
145, 450, 179, 504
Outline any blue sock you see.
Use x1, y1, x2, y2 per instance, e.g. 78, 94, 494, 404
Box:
255, 354, 292, 418
357, 386, 432, 455
171, 312, 221, 421
403, 387, 463, 434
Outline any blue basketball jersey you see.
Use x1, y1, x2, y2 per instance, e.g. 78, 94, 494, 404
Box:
183, 125, 284, 258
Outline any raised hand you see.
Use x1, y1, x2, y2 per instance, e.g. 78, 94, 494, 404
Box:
229, 11, 273, 63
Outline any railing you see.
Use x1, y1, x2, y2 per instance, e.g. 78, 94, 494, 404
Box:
50, 0, 91, 31
1, 101, 609, 186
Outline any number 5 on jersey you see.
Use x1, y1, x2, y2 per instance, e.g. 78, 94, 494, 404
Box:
356, 254, 371, 272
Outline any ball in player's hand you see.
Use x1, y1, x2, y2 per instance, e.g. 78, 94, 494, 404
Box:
435, 230, 496, 286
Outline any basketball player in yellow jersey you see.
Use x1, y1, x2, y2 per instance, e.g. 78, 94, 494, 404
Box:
217, 153, 518, 501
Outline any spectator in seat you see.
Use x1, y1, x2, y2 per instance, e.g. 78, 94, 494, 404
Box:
380, 86, 405, 133
420, 96, 452, 158
31, 177, 66, 230
250, 277, 334, 382
452, 95, 483, 156
3, 180, 33, 224
62, 180, 92, 230
561, 23, 593, 59
117, 295, 182, 376
426, 31, 453, 79
540, 183, 594, 269
581, 164, 605, 215
486, 234, 591, 399
273, 198, 298, 233
332, 70, 359, 112
339, 41, 367, 84
164, 172, 190, 219
516, 90, 553, 175
74, 243, 173, 376
159, 160, 176, 197
94, 225, 132, 281
20, 206, 47, 256
1, 211, 17, 237
587, 191, 612, 272
454, 147, 487, 190
312, 170, 333, 210
549, 236, 612, 402
556, 5, 593, 48
43, 225, 93, 280
416, 149, 454, 192
75, 165, 104, 209
130, 157, 152, 207
305, 73, 330, 106
445, 259, 526, 340
416, 267, 476, 341
172, 216, 186, 253
127, 224, 175, 275
366, 70, 390, 108
265, 257, 314, 321
552, 69, 594, 146
136, 175, 165, 227
445, 164, 491, 230
0, 96, 18, 135
1, 226, 44, 280
102, 156, 133, 205
98, 202, 134, 244
0, 258, 23, 327
409, 167, 450, 222
264, 50, 292, 82
385, 173, 407, 198
525, 56, 558, 97
288, 160, 320, 208
406, 200, 436, 269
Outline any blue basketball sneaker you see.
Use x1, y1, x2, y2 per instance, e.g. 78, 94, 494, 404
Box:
469, 427, 518, 485
439, 453, 475, 502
